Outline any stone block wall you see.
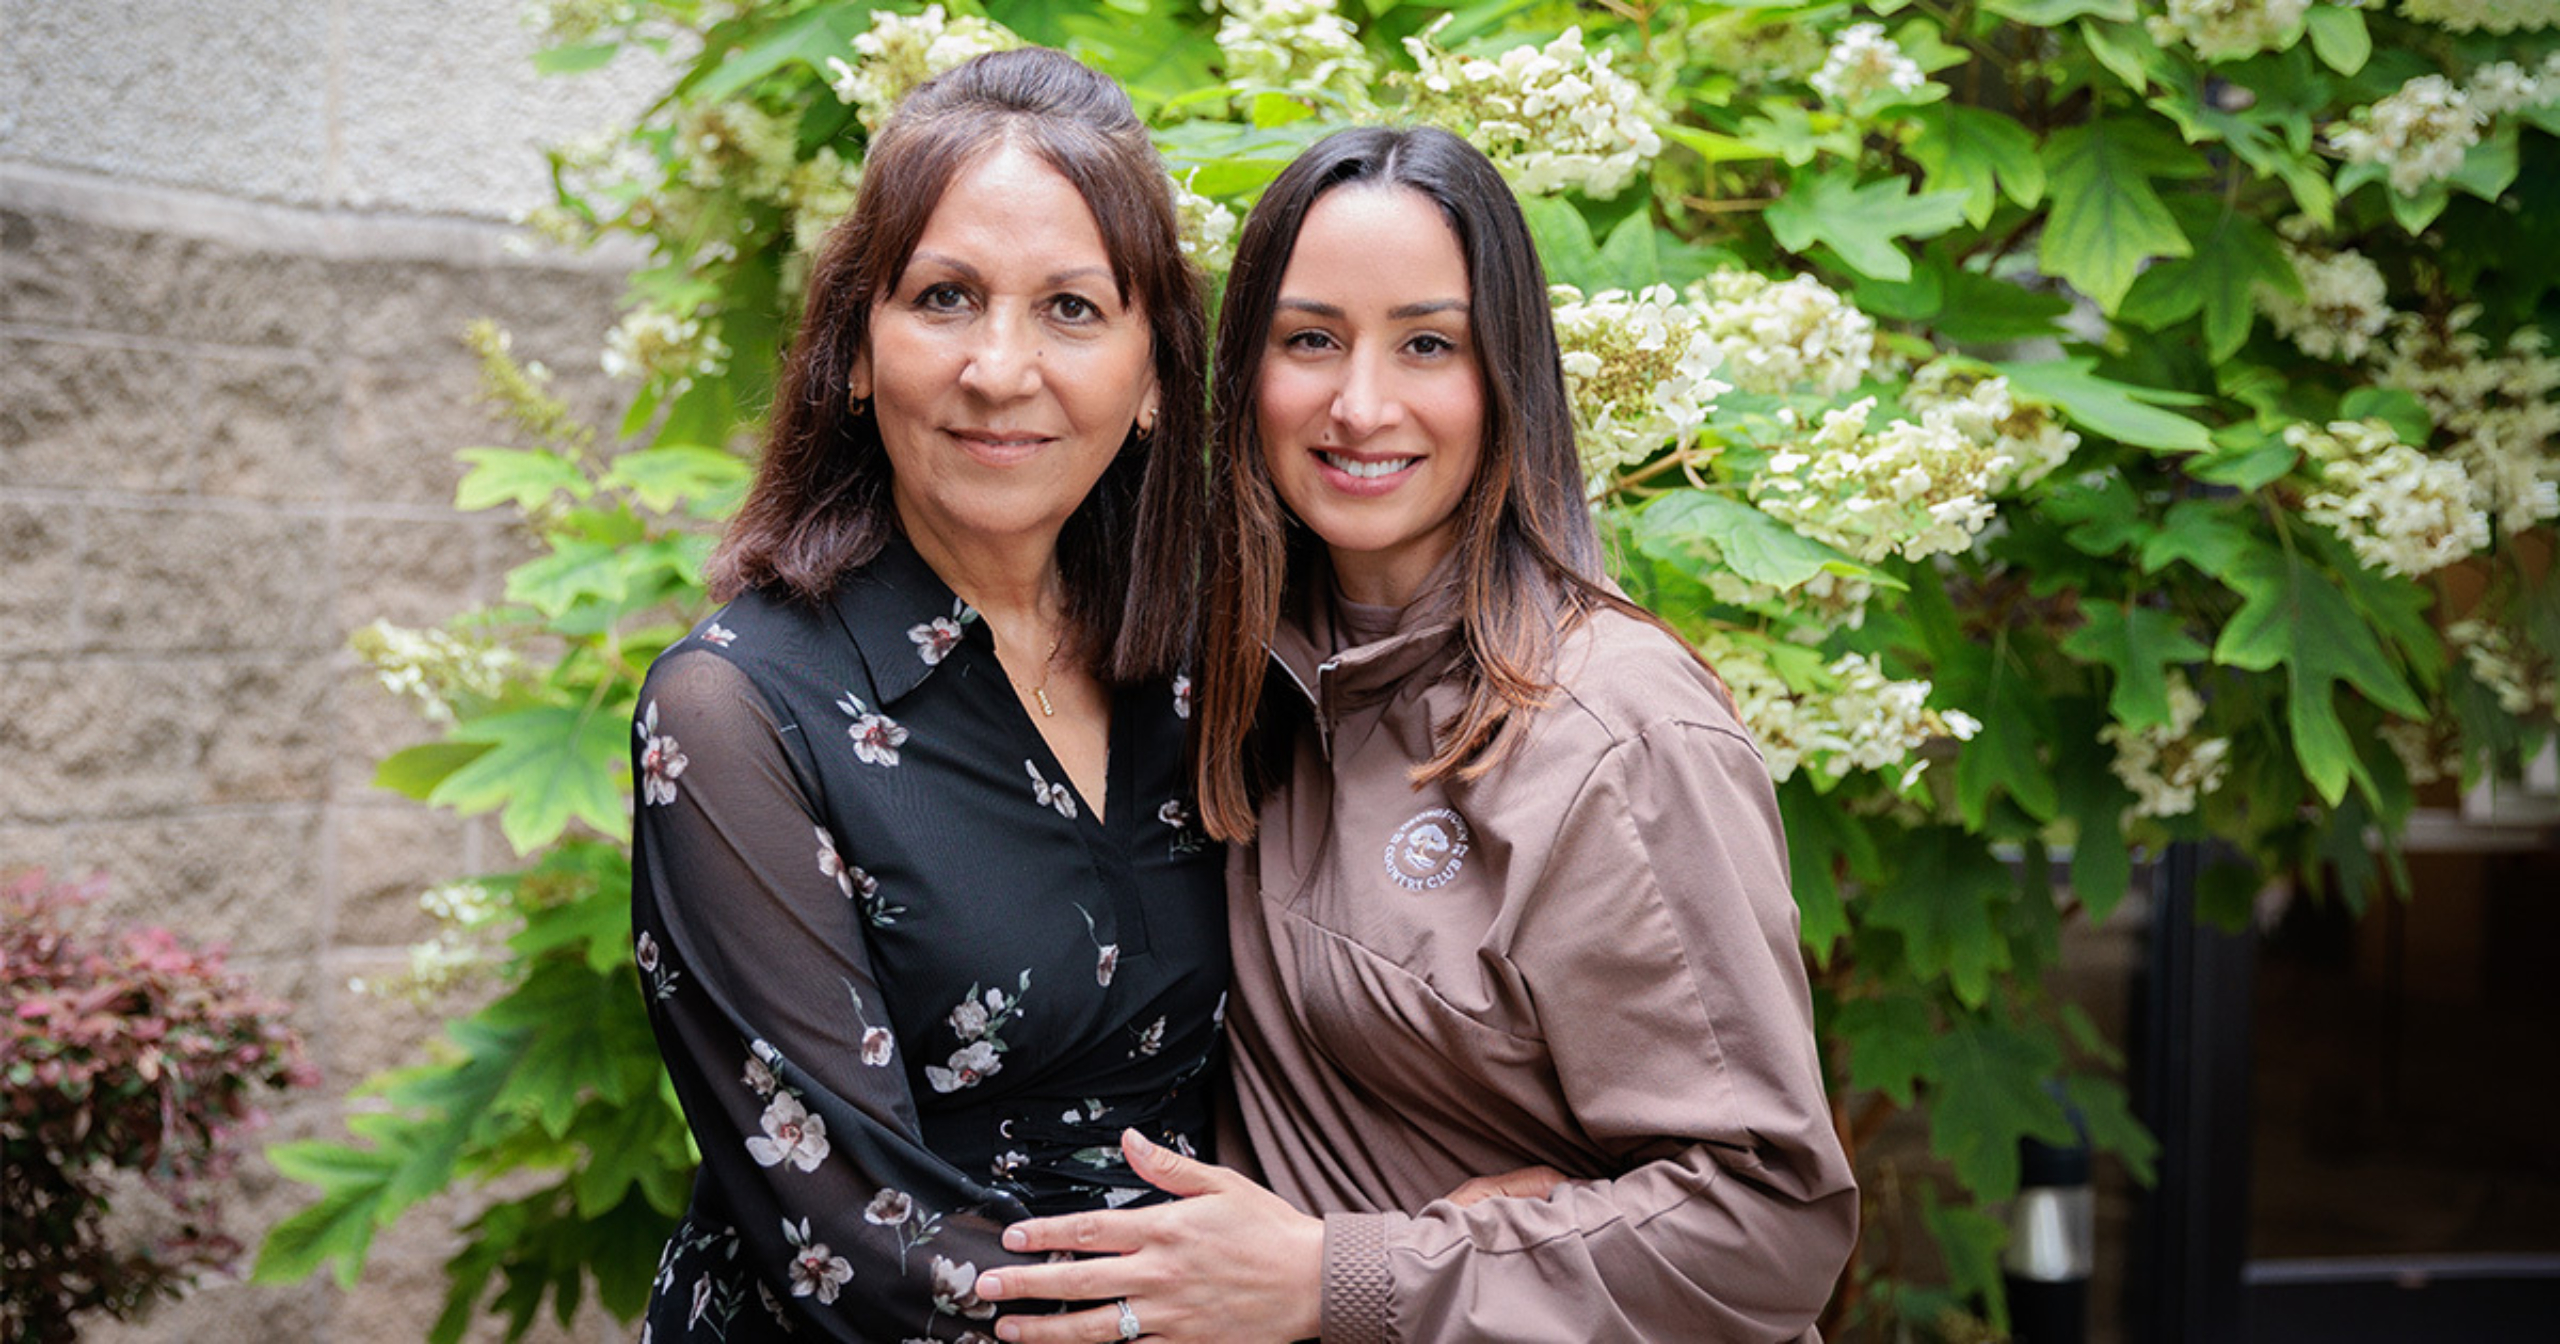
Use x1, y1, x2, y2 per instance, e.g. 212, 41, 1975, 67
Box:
2, 165, 642, 1342
4, 5, 675, 1338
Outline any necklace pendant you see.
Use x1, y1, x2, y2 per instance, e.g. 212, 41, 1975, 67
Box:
1034, 687, 1055, 717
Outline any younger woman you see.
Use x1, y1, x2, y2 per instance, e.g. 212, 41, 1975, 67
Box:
976, 126, 1857, 1343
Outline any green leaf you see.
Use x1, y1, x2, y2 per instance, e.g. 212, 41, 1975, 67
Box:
1950, 641, 2062, 827
434, 705, 631, 853
2038, 121, 2203, 311
2339, 387, 2434, 448
2063, 1073, 2158, 1186
1928, 266, 2072, 343
2450, 125, 2521, 203
1982, 0, 2134, 21
680, 2, 883, 104
253, 1173, 390, 1288
2078, 18, 2162, 93
1838, 994, 1937, 1105
2043, 472, 2151, 558
1927, 1016, 2075, 1202
374, 741, 496, 802
514, 878, 644, 976
1518, 195, 1606, 292
1635, 490, 1891, 593
505, 538, 636, 618
1863, 828, 2017, 1007
1765, 171, 1970, 282
1597, 211, 1665, 289
2140, 498, 2258, 578
1777, 779, 1877, 963
1908, 105, 2046, 227
1921, 1191, 2013, 1332
2212, 546, 2427, 805
484, 963, 661, 1134
603, 446, 750, 515
2304, 5, 2370, 76
2061, 603, 2211, 729
2184, 425, 2300, 490
1660, 123, 1778, 165
2117, 197, 2291, 361
532, 42, 622, 76
457, 448, 594, 513
2053, 698, 2138, 917
1998, 357, 2212, 452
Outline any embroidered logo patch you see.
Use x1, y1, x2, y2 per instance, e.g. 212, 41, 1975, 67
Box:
1384, 808, 1471, 891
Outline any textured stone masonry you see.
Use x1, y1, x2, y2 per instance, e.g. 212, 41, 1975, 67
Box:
2, 170, 634, 1340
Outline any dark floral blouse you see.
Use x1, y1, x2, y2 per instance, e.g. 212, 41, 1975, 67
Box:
629, 539, 1227, 1343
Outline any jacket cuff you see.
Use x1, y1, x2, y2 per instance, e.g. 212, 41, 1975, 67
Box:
1320, 1211, 1399, 1344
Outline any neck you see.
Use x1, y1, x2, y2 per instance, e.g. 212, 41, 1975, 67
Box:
899, 508, 1065, 629
1326, 541, 1450, 610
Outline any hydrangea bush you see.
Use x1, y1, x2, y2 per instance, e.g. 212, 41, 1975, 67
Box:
262, 2, 2560, 1338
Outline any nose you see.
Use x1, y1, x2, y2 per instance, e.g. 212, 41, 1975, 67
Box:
1329, 348, 1404, 440
958, 310, 1043, 402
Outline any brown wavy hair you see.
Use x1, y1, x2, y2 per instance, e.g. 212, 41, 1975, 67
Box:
707, 47, 1209, 682
1195, 126, 1664, 842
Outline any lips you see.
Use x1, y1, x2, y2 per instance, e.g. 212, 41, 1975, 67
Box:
1318, 451, 1418, 479
949, 428, 1057, 464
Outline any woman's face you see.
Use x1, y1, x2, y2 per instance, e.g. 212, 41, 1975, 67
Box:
1255, 185, 1486, 608
853, 144, 1159, 563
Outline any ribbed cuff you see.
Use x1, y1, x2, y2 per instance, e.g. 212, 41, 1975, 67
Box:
1320, 1211, 1396, 1344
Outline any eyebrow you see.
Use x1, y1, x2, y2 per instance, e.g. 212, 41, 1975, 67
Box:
1274, 297, 1471, 321
907, 252, 1117, 290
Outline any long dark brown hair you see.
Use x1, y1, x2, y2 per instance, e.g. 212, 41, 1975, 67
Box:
708, 47, 1209, 682
1196, 126, 1647, 842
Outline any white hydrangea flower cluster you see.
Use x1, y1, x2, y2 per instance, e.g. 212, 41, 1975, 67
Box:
1902, 363, 2081, 492
1808, 23, 1928, 107
1399, 19, 1664, 198
1211, 0, 1374, 92
2101, 672, 2231, 821
1704, 568, 1878, 629
1549, 284, 1729, 482
1707, 638, 1981, 788
1687, 13, 1827, 84
2400, 0, 2560, 34
825, 4, 1021, 133
2379, 719, 2457, 786
786, 147, 862, 253
2288, 417, 2490, 579
2464, 59, 2559, 116
2330, 74, 2484, 195
2257, 242, 2393, 362
351, 620, 520, 725
603, 306, 733, 392
1686, 270, 1875, 397
2143, 0, 2312, 63
674, 99, 798, 198
1750, 397, 2016, 563
2448, 618, 2555, 716
1169, 170, 1240, 273
2373, 309, 2560, 533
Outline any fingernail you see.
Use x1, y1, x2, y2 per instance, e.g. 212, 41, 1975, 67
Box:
1123, 1127, 1154, 1153
995, 1324, 1018, 1343
978, 1272, 1005, 1297
1002, 1227, 1027, 1251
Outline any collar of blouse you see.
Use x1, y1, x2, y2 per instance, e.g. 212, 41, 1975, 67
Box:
827, 536, 994, 707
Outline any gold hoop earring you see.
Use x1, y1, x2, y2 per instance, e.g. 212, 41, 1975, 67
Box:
849, 397, 870, 419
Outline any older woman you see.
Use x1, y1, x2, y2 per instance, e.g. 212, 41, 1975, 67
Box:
629, 49, 1223, 1341
977, 126, 1857, 1344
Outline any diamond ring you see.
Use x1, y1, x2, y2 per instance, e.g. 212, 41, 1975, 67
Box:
1116, 1299, 1142, 1341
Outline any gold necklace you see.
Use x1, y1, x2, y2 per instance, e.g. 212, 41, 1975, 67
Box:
1008, 630, 1065, 717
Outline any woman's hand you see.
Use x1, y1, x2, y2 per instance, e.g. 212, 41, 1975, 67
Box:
1444, 1164, 1568, 1207
975, 1129, 1323, 1344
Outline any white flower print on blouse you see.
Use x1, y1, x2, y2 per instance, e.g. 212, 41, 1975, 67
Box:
863, 1186, 946, 1267
1172, 672, 1192, 719
745, 1091, 830, 1171
1129, 1015, 1166, 1058
1072, 903, 1118, 987
907, 600, 974, 666
843, 979, 896, 1068
756, 1280, 791, 1331
925, 973, 1029, 1093
637, 701, 688, 805
783, 1218, 853, 1304
836, 691, 909, 767
742, 1052, 777, 1097
928, 1255, 997, 1320
635, 931, 682, 1001
816, 827, 903, 926
700, 621, 738, 648
689, 1273, 714, 1328
1157, 797, 1204, 857
1024, 759, 1077, 819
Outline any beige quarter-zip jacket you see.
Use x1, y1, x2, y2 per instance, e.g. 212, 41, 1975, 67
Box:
1221, 579, 1858, 1344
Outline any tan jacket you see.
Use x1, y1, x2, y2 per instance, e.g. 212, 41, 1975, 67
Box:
1220, 580, 1858, 1344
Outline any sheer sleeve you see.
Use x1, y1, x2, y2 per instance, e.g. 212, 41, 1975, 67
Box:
632, 649, 1037, 1341
1318, 720, 1858, 1344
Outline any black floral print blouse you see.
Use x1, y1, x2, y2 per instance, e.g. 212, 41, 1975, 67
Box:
630, 538, 1227, 1343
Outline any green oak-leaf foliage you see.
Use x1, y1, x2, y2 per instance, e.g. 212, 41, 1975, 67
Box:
269, 3, 2559, 1341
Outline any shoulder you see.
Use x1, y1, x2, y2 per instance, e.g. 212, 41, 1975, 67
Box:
1539, 605, 1762, 766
